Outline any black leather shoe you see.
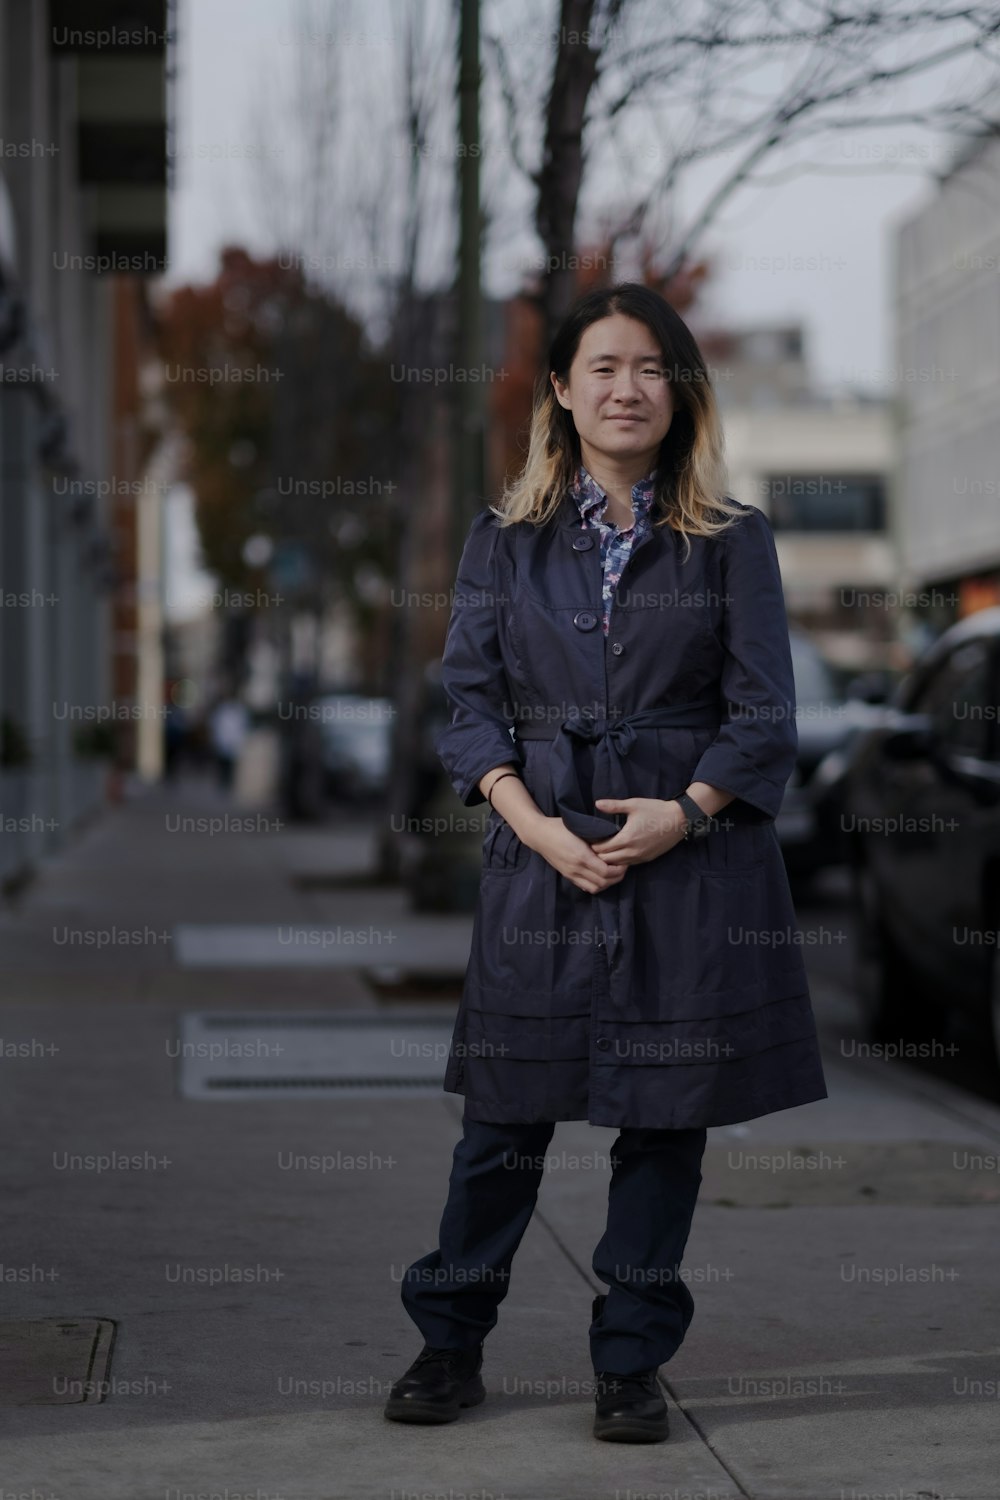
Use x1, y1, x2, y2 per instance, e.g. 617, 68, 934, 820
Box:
384, 1344, 485, 1424
593, 1369, 669, 1443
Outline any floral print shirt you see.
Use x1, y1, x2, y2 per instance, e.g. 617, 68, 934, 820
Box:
569, 465, 658, 637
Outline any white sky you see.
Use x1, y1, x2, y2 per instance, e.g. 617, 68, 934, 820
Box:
165, 0, 978, 400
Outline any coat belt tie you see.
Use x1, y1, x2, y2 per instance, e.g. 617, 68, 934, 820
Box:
515, 696, 721, 844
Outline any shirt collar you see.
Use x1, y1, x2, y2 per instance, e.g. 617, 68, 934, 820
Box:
569, 464, 658, 525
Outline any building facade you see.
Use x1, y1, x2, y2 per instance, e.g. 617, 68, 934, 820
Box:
0, 0, 169, 884
895, 130, 1000, 623
707, 326, 897, 674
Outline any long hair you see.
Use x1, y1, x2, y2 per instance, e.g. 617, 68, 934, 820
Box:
493, 283, 743, 549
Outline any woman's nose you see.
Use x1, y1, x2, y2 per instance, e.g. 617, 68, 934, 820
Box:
611, 373, 641, 402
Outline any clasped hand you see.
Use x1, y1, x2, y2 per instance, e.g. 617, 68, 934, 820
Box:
527, 797, 687, 895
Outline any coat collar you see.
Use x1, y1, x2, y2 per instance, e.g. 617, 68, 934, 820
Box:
556, 464, 662, 533
567, 463, 658, 526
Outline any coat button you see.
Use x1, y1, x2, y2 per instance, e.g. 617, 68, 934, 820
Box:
573, 611, 597, 631
572, 534, 594, 552
611, 641, 624, 656
596, 1037, 611, 1051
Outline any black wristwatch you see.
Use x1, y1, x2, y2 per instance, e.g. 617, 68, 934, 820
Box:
674, 792, 713, 840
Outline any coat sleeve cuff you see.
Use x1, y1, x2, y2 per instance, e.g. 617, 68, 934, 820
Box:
689, 743, 786, 821
433, 729, 523, 808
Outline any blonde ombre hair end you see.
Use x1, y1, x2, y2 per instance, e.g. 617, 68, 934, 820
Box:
492, 283, 744, 553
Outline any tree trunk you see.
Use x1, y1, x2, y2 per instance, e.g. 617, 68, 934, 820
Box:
536, 0, 600, 345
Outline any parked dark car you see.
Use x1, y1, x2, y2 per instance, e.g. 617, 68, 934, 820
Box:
397, 662, 488, 913
842, 607, 1000, 1066
277, 690, 394, 817
776, 631, 891, 877
316, 694, 394, 801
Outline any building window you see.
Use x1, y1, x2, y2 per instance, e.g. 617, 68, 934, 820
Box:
765, 475, 886, 532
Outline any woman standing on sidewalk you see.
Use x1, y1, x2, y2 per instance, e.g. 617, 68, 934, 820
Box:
385, 282, 828, 1443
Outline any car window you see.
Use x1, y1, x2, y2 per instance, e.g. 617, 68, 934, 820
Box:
912, 638, 996, 759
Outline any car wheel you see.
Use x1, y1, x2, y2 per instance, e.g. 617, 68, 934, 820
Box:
852, 861, 920, 1041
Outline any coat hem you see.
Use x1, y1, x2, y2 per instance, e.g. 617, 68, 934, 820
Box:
443, 1075, 830, 1131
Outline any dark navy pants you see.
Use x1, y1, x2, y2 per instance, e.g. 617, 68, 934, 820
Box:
401, 1115, 708, 1375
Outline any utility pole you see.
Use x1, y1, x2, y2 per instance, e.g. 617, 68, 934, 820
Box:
453, 0, 484, 568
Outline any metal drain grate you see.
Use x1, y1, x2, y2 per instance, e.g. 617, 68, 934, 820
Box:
0, 1319, 116, 1406
201, 1076, 442, 1091
173, 923, 472, 971
175, 1011, 457, 1099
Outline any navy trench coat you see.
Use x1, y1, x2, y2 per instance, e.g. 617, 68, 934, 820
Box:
433, 491, 829, 1129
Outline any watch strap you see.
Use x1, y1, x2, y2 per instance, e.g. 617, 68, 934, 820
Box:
675, 792, 712, 838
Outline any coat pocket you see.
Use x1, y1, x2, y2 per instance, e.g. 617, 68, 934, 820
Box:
688, 818, 771, 875
690, 858, 807, 1008
694, 864, 768, 1003
482, 808, 532, 875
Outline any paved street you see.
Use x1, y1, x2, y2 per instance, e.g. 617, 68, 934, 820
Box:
1, 780, 999, 1500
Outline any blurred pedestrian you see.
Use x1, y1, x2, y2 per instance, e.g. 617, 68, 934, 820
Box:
208, 693, 248, 790
385, 282, 828, 1443
163, 687, 189, 781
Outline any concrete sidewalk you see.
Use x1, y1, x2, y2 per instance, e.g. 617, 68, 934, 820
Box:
1, 780, 998, 1500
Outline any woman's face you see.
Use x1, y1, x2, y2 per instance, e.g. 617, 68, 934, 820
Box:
550, 312, 674, 468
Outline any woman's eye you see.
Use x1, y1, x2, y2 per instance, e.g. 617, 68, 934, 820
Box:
591, 364, 663, 375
